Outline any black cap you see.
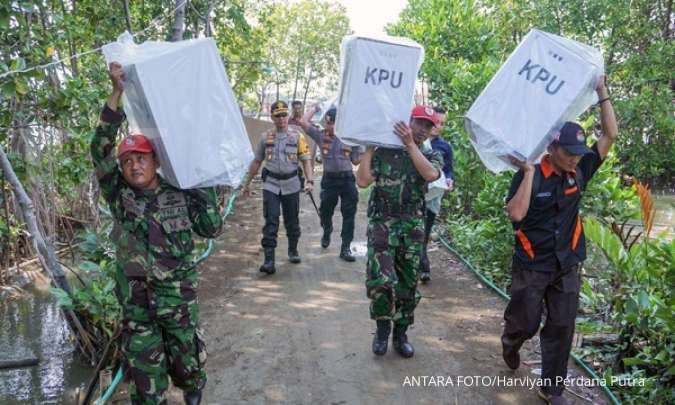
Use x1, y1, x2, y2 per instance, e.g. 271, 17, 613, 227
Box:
270, 100, 288, 117
325, 107, 337, 122
555, 122, 591, 155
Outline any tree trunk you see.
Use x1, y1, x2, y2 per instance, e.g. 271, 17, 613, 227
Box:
171, 0, 187, 42
123, 0, 133, 34
1, 175, 12, 273
301, 69, 314, 107
0, 145, 68, 291
291, 51, 303, 102
0, 144, 97, 362
205, 0, 214, 37
59, 0, 79, 76
663, 0, 672, 39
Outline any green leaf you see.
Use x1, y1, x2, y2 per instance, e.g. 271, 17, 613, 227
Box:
637, 290, 650, 310
49, 287, 73, 308
14, 79, 29, 95
0, 9, 8, 29
622, 356, 648, 366
667, 365, 675, 376
78, 260, 100, 272
2, 82, 15, 97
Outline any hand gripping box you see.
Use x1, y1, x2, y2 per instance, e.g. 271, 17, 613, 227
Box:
464, 29, 604, 172
102, 32, 253, 188
335, 35, 424, 148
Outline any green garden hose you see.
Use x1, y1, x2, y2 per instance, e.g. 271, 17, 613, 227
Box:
94, 190, 238, 404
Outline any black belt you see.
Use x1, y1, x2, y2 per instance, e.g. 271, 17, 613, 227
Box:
323, 171, 354, 179
262, 168, 298, 180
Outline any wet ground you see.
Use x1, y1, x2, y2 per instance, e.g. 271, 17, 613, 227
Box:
0, 283, 91, 404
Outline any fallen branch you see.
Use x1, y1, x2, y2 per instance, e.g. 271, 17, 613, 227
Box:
582, 334, 621, 347
0, 357, 40, 369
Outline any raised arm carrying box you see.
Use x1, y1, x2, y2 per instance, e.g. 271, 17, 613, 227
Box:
335, 35, 424, 148
464, 29, 604, 173
102, 32, 253, 189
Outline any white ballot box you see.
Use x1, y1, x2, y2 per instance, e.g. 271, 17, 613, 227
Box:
335, 35, 424, 148
102, 32, 253, 189
465, 29, 604, 173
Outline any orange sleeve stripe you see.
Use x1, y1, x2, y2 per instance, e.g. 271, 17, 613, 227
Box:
516, 229, 535, 259
564, 186, 578, 195
571, 215, 582, 250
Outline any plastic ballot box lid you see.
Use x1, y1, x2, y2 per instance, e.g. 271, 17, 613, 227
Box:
336, 35, 424, 148
465, 29, 604, 173
102, 32, 253, 188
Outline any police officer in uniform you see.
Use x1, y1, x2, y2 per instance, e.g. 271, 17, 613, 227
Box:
356, 106, 443, 358
296, 106, 361, 261
242, 101, 314, 274
502, 78, 617, 405
288, 100, 315, 186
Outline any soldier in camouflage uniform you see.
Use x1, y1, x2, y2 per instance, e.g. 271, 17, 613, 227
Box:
356, 106, 443, 358
91, 62, 223, 405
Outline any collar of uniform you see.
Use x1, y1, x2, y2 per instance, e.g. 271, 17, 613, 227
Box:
540, 154, 575, 178
540, 155, 555, 178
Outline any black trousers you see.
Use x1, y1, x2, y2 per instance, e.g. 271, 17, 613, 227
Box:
261, 190, 300, 249
419, 209, 436, 273
502, 262, 581, 395
320, 174, 358, 247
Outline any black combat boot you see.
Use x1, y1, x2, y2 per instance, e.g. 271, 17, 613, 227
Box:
419, 247, 431, 282
372, 320, 391, 355
339, 243, 356, 262
288, 240, 301, 263
183, 389, 202, 405
392, 324, 415, 358
502, 341, 520, 370
259, 248, 276, 274
321, 228, 331, 248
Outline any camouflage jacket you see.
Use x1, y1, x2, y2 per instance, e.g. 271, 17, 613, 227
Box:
368, 147, 443, 220
91, 105, 223, 285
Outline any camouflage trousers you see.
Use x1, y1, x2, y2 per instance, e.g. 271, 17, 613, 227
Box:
365, 217, 424, 328
118, 270, 207, 405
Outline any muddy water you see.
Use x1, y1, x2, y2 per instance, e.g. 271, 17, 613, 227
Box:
0, 283, 91, 404
653, 193, 674, 231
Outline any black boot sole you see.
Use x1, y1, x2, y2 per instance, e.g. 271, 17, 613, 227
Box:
393, 344, 415, 358
372, 339, 388, 355
259, 265, 276, 274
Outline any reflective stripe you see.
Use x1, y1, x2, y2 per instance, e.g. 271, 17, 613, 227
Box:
571, 215, 582, 250
564, 185, 578, 195
516, 229, 535, 259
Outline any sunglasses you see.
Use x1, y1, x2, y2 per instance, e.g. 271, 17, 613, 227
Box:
274, 113, 288, 118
